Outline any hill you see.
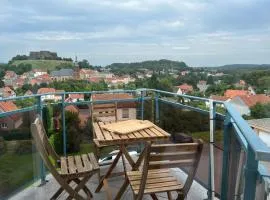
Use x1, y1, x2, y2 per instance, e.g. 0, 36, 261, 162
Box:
10, 60, 73, 71
107, 59, 189, 75
217, 64, 270, 70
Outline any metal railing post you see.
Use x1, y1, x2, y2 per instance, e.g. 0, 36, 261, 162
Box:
208, 100, 216, 199
37, 95, 46, 185
243, 146, 259, 200
140, 91, 144, 120
155, 92, 160, 124
221, 112, 231, 200
61, 93, 67, 156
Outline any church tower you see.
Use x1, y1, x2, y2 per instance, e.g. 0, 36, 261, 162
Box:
74, 55, 80, 80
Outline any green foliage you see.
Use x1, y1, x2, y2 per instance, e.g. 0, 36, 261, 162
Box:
250, 103, 270, 118
133, 74, 174, 92
64, 111, 83, 153
49, 133, 63, 154
15, 140, 32, 155
176, 72, 207, 88
0, 129, 31, 141
159, 103, 210, 133
206, 75, 214, 85
241, 70, 270, 93
48, 80, 108, 92
50, 110, 83, 154
0, 63, 32, 75
10, 60, 73, 71
78, 59, 93, 69
0, 153, 33, 197
42, 105, 53, 135
108, 59, 189, 76
55, 62, 74, 70
15, 98, 36, 108
205, 83, 234, 97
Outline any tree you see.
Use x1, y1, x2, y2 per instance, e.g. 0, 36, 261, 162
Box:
206, 75, 214, 85
250, 103, 270, 118
78, 59, 92, 69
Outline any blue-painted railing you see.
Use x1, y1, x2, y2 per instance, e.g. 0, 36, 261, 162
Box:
0, 88, 270, 199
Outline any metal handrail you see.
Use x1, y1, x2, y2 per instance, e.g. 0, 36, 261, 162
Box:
1, 88, 270, 199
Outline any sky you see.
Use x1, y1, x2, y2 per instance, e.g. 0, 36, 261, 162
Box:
1, 0, 270, 67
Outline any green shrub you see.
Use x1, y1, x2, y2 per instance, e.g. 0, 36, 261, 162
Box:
0, 128, 31, 141
49, 133, 63, 154
15, 140, 32, 155
0, 137, 5, 155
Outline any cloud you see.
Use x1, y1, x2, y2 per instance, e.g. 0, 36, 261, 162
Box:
0, 0, 270, 66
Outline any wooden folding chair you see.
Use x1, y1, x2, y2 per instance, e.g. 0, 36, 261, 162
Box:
115, 140, 203, 200
91, 102, 119, 176
31, 116, 99, 200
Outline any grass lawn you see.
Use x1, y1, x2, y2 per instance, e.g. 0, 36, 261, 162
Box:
11, 60, 73, 71
191, 130, 223, 143
0, 153, 34, 198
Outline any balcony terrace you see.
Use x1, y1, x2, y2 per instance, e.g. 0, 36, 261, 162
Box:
0, 88, 270, 200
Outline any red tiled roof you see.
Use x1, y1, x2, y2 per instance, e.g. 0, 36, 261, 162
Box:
237, 94, 270, 107
69, 94, 84, 99
224, 89, 249, 98
210, 95, 229, 101
89, 77, 102, 83
0, 101, 20, 121
92, 93, 136, 108
37, 88, 56, 94
177, 84, 193, 91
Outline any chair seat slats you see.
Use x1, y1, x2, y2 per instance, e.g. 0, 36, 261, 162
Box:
127, 169, 183, 195
60, 153, 99, 176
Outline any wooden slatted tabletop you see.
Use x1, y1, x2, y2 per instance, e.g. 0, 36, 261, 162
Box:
93, 120, 170, 145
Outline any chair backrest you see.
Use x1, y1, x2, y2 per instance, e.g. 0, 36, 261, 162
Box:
91, 102, 118, 122
140, 140, 203, 198
31, 116, 60, 169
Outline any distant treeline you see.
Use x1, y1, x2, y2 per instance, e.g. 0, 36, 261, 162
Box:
107, 59, 189, 76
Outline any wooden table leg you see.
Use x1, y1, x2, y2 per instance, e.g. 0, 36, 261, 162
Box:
95, 150, 122, 192
114, 144, 147, 200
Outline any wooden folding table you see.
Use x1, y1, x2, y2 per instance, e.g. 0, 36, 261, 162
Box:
93, 120, 171, 193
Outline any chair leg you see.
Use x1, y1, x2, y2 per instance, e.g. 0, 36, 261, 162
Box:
167, 191, 173, 200
73, 178, 93, 198
176, 191, 185, 200
150, 193, 158, 200
50, 180, 72, 200
114, 178, 129, 200
94, 145, 101, 183
66, 174, 93, 200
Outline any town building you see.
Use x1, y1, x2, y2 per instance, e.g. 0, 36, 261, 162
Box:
24, 90, 33, 96
197, 80, 209, 93
224, 89, 249, 99
248, 118, 270, 147
3, 71, 17, 87
0, 87, 16, 99
37, 88, 56, 102
51, 69, 74, 81
176, 84, 193, 95
66, 94, 84, 102
91, 93, 137, 121
32, 69, 47, 77
0, 101, 22, 130
229, 94, 270, 116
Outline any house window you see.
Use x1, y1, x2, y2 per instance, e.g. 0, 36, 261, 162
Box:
122, 108, 129, 118
0, 123, 8, 129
